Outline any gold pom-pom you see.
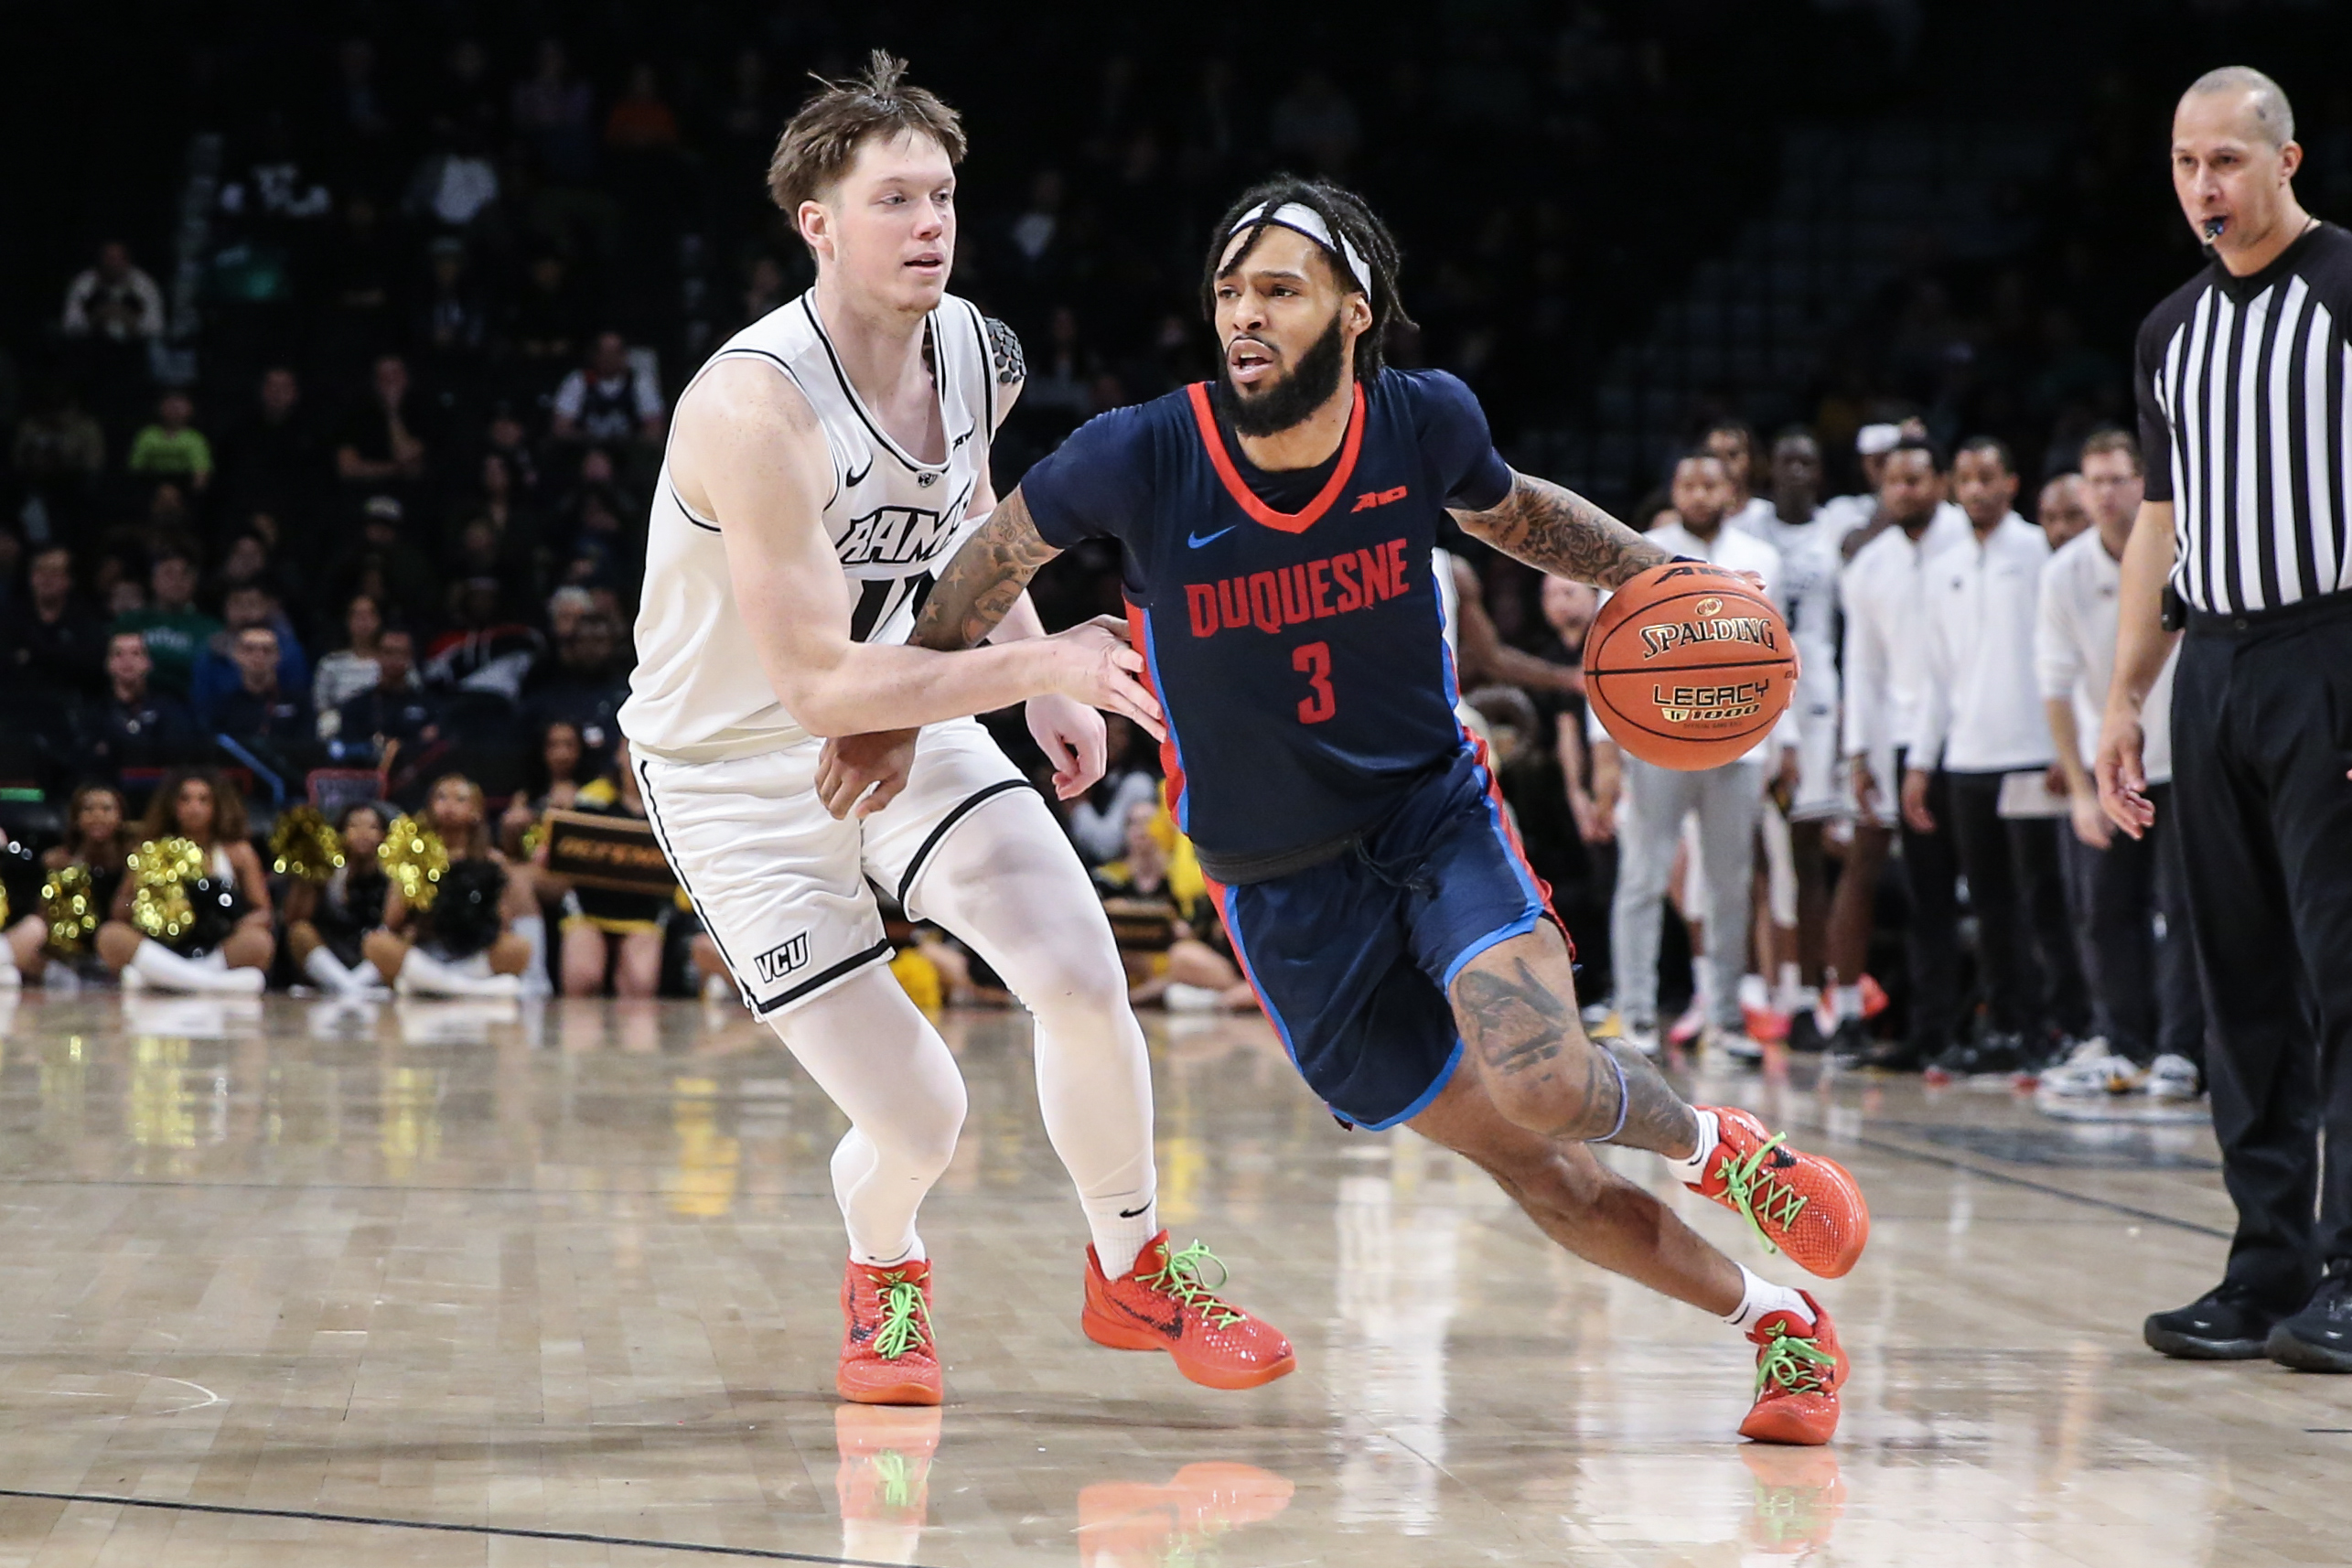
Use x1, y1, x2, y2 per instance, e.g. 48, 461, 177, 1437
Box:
40, 864, 100, 954
379, 816, 450, 911
127, 837, 204, 941
269, 806, 345, 884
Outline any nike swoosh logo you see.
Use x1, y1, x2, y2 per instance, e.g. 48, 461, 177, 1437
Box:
1117, 1203, 1153, 1219
844, 456, 875, 487
1187, 526, 1237, 549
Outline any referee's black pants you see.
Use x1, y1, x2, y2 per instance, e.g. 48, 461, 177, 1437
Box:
2172, 596, 2352, 1306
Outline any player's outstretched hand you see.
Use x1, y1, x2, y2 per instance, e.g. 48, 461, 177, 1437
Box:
2093, 708, 2156, 841
817, 728, 918, 821
1044, 616, 1165, 741
1026, 692, 1109, 800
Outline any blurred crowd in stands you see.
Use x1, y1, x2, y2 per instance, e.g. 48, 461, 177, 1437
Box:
0, 5, 2325, 1092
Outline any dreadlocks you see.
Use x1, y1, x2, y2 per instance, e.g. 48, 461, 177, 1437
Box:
1203, 177, 1413, 379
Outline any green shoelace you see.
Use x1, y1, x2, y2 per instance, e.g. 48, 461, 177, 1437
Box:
871, 1450, 915, 1511
1753, 1322, 1837, 1397
1138, 1240, 1246, 1329
1717, 1131, 1810, 1258
872, 1276, 931, 1360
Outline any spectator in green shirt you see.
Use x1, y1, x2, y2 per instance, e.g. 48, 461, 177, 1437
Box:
125, 391, 213, 492
113, 545, 221, 695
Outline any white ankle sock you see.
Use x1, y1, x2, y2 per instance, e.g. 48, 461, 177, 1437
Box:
1667, 1108, 1721, 1183
304, 947, 368, 995
1086, 1197, 1157, 1279
1724, 1263, 1812, 1333
0, 950, 19, 988
1831, 983, 1865, 1022
1774, 963, 1804, 1012
851, 1236, 926, 1270
399, 948, 521, 998
131, 940, 263, 994
510, 916, 552, 997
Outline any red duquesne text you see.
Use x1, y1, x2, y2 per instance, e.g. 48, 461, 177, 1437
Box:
1183, 537, 1412, 639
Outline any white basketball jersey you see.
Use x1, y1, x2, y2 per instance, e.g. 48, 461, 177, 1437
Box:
622, 290, 1007, 764
1733, 504, 1843, 710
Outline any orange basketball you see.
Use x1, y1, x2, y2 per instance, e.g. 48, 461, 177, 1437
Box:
1582, 562, 1794, 770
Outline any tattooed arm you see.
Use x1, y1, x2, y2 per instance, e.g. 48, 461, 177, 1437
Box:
909, 485, 1064, 652
811, 487, 1076, 821
1449, 470, 1672, 590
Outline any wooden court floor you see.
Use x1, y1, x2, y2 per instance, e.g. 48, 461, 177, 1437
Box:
0, 988, 2340, 1566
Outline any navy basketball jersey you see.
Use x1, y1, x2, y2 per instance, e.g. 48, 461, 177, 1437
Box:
1021, 368, 1514, 871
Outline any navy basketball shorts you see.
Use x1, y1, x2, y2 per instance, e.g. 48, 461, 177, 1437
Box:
1209, 747, 1565, 1130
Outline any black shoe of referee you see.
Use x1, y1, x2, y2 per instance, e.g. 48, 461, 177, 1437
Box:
2266, 1268, 2352, 1372
2145, 1282, 2291, 1360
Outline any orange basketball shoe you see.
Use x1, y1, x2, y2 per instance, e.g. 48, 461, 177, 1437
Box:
838, 1257, 941, 1406
833, 1404, 941, 1525
1739, 1444, 1846, 1552
1081, 1232, 1296, 1390
1739, 1291, 1847, 1445
1687, 1107, 1870, 1279
1078, 1462, 1294, 1568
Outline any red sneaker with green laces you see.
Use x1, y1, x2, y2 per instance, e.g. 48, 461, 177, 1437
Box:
1740, 1290, 1848, 1445
1082, 1232, 1296, 1390
1688, 1107, 1870, 1279
838, 1257, 941, 1406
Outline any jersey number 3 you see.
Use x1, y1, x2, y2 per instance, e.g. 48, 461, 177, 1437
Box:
1293, 641, 1337, 725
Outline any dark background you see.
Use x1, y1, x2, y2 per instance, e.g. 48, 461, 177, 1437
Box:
0, 0, 2346, 804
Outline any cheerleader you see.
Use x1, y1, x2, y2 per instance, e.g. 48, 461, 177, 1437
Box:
95, 768, 274, 993
3, 785, 135, 987
281, 803, 392, 997
362, 774, 540, 998
542, 739, 669, 998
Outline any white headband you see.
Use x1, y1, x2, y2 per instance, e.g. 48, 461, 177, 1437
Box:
1228, 201, 1373, 296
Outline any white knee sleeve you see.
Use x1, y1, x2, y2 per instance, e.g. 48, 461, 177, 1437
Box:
770, 966, 967, 1266
909, 792, 1160, 1274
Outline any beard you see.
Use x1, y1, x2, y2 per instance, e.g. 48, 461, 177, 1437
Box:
1211, 312, 1349, 438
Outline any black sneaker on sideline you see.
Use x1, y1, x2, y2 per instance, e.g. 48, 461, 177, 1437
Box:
1834, 1026, 1928, 1071
2145, 1282, 2290, 1360
2266, 1270, 2352, 1372
1786, 1012, 1829, 1054
1927, 1032, 2027, 1081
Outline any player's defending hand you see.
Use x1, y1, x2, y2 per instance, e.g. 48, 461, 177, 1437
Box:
1026, 693, 1109, 800
818, 729, 919, 821
2093, 706, 2156, 841
1043, 616, 1165, 741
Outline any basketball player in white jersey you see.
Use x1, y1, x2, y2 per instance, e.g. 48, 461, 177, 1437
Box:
619, 55, 1293, 1407
1732, 430, 1853, 1045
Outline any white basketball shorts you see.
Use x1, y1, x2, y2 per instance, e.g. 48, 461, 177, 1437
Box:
1786, 697, 1847, 822
634, 717, 1027, 1016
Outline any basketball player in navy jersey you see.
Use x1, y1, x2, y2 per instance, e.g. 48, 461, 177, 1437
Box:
833, 179, 1873, 1444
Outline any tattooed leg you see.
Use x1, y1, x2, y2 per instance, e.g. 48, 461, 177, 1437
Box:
1407, 1067, 1744, 1314
1446, 923, 1702, 1157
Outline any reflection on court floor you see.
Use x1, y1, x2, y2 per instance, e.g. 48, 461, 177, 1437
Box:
0, 991, 2322, 1566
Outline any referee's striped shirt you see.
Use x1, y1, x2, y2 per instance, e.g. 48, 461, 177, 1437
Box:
2136, 221, 2352, 615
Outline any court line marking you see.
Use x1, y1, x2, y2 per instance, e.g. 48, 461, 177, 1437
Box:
1845, 1131, 2233, 1240
0, 1487, 946, 1567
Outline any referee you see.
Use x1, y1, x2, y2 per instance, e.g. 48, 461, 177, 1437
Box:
2100, 67, 2352, 1372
